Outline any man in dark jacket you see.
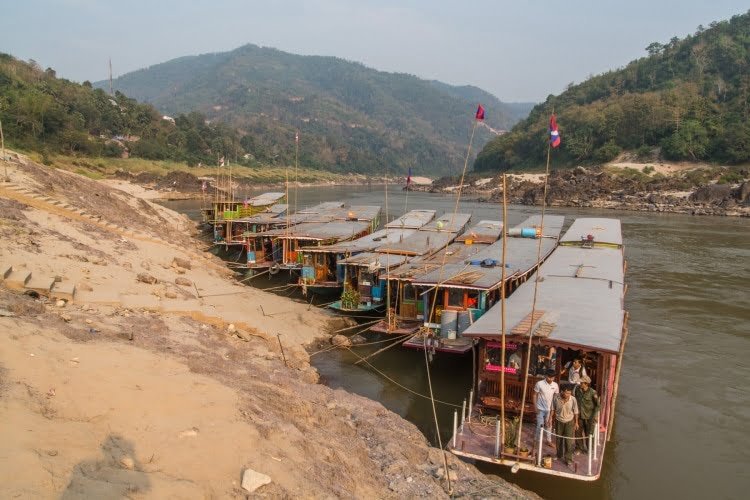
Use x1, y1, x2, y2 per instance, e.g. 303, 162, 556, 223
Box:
574, 375, 600, 453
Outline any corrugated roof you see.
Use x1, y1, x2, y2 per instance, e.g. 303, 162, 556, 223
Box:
339, 252, 411, 271
463, 243, 625, 353
260, 220, 371, 241
331, 205, 381, 222
302, 227, 418, 254
413, 215, 565, 289
455, 220, 503, 243
374, 231, 457, 256
560, 218, 622, 247
247, 192, 286, 206
288, 201, 346, 224
386, 209, 437, 229
421, 213, 472, 232
235, 204, 288, 224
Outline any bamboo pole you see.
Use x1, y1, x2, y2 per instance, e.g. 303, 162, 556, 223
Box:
1, 118, 8, 182
294, 130, 299, 214
499, 173, 508, 450
515, 115, 554, 454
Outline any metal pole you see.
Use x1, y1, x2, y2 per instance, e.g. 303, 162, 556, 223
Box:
537, 426, 544, 466
467, 389, 473, 422
452, 410, 458, 448
495, 418, 501, 457
588, 433, 593, 475
460, 399, 466, 431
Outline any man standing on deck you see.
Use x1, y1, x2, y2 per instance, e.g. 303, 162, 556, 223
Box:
533, 369, 559, 445
552, 385, 579, 467
574, 375, 600, 453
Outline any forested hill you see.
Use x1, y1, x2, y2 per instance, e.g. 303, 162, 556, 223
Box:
0, 54, 244, 166
100, 44, 533, 175
475, 10, 750, 172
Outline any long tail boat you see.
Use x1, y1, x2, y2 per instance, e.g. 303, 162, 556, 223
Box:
242, 201, 345, 273
448, 217, 627, 481
210, 192, 286, 244
259, 205, 381, 272
403, 215, 565, 354
298, 209, 436, 297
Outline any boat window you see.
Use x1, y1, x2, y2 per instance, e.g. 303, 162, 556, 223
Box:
484, 341, 521, 374
531, 344, 557, 376
402, 283, 416, 301
447, 288, 464, 308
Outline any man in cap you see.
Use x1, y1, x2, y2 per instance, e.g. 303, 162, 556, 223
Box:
533, 368, 559, 445
574, 375, 600, 453
552, 384, 579, 466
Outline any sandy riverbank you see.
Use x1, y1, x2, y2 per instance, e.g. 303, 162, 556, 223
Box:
0, 152, 532, 498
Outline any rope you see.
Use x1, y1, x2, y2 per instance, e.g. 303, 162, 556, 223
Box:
354, 333, 410, 365
308, 332, 412, 357
423, 336, 453, 494
343, 345, 462, 409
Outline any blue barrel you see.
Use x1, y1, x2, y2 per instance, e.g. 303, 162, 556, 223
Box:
521, 227, 538, 238
440, 310, 458, 339
457, 310, 472, 335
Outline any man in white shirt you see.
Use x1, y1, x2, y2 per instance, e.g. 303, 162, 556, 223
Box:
533, 368, 559, 445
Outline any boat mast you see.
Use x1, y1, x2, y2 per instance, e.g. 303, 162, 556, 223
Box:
294, 130, 299, 215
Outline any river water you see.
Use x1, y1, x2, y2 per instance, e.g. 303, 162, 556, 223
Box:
166, 184, 750, 500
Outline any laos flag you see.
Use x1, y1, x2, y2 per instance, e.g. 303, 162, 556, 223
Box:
549, 114, 561, 148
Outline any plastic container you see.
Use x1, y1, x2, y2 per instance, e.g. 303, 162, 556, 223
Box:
441, 310, 458, 339
521, 227, 539, 238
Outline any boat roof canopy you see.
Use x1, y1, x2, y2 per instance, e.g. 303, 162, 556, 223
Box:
385, 209, 437, 229
455, 220, 503, 244
463, 238, 625, 353
560, 218, 622, 247
301, 227, 418, 254
247, 192, 286, 207
420, 213, 472, 233
260, 220, 370, 241
413, 215, 565, 290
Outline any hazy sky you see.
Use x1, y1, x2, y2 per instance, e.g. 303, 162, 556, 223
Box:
1, 1, 747, 102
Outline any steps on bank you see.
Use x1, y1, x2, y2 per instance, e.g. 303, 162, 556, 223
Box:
24, 276, 56, 296
4, 268, 32, 290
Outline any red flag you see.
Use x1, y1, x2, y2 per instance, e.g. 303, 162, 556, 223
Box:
475, 104, 485, 121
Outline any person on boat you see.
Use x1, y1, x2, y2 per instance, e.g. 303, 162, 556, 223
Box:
533, 368, 559, 445
562, 357, 587, 386
574, 375, 600, 453
552, 385, 579, 467
507, 350, 522, 370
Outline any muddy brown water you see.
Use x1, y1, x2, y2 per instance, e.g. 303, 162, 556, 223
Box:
166, 184, 750, 500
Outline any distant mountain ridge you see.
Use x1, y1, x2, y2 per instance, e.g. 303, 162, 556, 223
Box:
101, 44, 533, 175
475, 10, 750, 172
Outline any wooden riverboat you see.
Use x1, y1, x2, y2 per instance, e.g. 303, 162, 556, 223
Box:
402, 215, 565, 354
240, 201, 345, 272
299, 210, 436, 297
448, 218, 627, 481
333, 213, 472, 315
210, 192, 286, 243
258, 206, 381, 272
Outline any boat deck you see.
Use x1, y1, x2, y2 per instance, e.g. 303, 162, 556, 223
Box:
449, 415, 606, 481
369, 319, 421, 335
402, 334, 475, 354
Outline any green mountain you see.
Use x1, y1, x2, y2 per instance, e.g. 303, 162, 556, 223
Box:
0, 53, 244, 166
475, 10, 750, 172
101, 44, 533, 175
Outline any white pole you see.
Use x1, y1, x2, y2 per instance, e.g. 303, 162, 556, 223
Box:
452, 410, 458, 448
495, 418, 501, 457
537, 426, 544, 466
460, 399, 466, 431
588, 433, 593, 476
468, 389, 474, 423
594, 423, 599, 460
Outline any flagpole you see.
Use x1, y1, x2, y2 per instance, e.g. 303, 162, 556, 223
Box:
294, 131, 299, 215
403, 166, 410, 215
499, 173, 508, 453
